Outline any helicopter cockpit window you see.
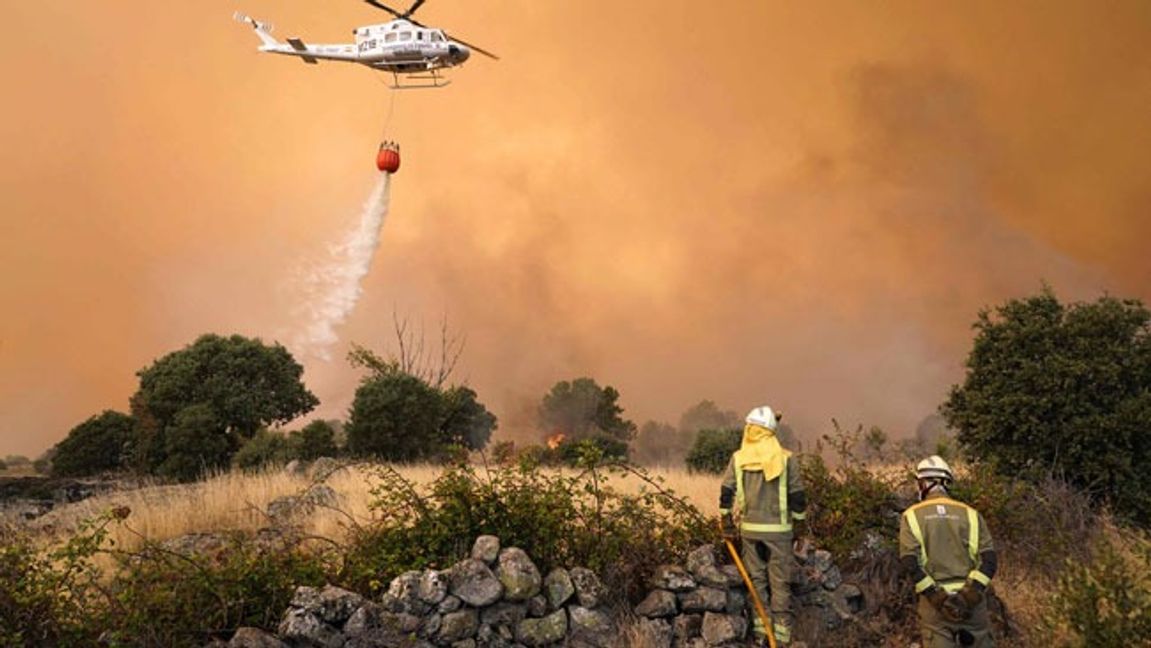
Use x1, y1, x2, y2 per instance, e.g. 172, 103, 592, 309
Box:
431, 33, 444, 42
385, 32, 397, 43
400, 32, 412, 41
417, 31, 424, 40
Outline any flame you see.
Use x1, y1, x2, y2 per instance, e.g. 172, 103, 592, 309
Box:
546, 433, 566, 450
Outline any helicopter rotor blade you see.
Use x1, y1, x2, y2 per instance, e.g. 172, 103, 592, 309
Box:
445, 32, 500, 60
362, 0, 404, 18
406, 0, 427, 18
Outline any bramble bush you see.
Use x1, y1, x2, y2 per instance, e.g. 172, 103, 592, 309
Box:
340, 448, 710, 601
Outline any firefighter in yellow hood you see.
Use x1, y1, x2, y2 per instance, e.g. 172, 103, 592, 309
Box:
900, 456, 998, 647
720, 406, 807, 645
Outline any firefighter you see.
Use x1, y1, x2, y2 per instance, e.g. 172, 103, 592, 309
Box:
900, 456, 998, 647
720, 406, 807, 645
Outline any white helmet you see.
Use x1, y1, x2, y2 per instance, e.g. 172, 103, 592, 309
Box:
916, 455, 954, 482
746, 406, 779, 431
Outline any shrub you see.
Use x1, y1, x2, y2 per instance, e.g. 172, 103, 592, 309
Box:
1045, 528, 1151, 645
684, 428, 741, 474
556, 435, 628, 465
233, 429, 293, 469
341, 456, 709, 601
52, 410, 135, 477
943, 289, 1151, 524
289, 420, 338, 460
538, 377, 636, 442
799, 453, 902, 562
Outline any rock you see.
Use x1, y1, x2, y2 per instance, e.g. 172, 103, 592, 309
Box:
840, 583, 865, 613
567, 606, 614, 647
672, 614, 702, 639
720, 565, 744, 588
724, 589, 746, 616
419, 612, 443, 638
439, 609, 480, 643
418, 569, 449, 604
228, 627, 288, 647
674, 638, 708, 648
700, 612, 746, 645
569, 567, 607, 608
284, 459, 307, 477
635, 590, 678, 618
383, 571, 431, 615
450, 559, 504, 607
678, 587, 727, 613
301, 484, 340, 509
289, 584, 364, 626
472, 535, 501, 564
650, 565, 697, 592
635, 618, 672, 648
686, 546, 717, 577
343, 602, 421, 638
438, 595, 463, 614
452, 641, 478, 648
496, 548, 542, 601
526, 595, 548, 618
543, 568, 575, 609
481, 602, 527, 627
309, 457, 342, 481
277, 608, 343, 648
811, 549, 834, 573
821, 565, 843, 590
514, 609, 567, 646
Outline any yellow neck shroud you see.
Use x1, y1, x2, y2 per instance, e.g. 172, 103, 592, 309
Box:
733, 423, 786, 480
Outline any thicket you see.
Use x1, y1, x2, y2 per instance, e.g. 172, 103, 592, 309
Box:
51, 410, 135, 477
684, 428, 741, 474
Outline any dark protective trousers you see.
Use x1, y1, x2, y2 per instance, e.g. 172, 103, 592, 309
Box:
741, 535, 793, 642
917, 595, 994, 648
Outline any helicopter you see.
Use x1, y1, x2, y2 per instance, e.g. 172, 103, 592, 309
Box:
234, 0, 497, 88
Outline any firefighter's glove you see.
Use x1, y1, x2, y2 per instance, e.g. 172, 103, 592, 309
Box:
958, 581, 984, 608
923, 586, 949, 612
721, 514, 739, 542
941, 593, 973, 623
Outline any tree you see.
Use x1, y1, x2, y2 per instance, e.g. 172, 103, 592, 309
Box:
633, 420, 681, 465
538, 378, 636, 442
51, 411, 135, 477
233, 429, 293, 469
942, 289, 1151, 524
679, 400, 742, 435
345, 343, 497, 461
685, 428, 743, 474
130, 334, 318, 477
156, 404, 232, 481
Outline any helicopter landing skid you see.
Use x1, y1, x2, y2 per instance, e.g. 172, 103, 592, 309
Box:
389, 71, 451, 89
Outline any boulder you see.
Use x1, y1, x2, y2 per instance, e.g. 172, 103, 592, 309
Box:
290, 585, 364, 626
700, 612, 746, 645
635, 618, 672, 648
438, 595, 463, 614
480, 602, 527, 627
650, 565, 696, 592
419, 612, 442, 638
567, 606, 614, 647
228, 627, 288, 647
277, 608, 343, 648
383, 571, 431, 616
472, 535, 501, 564
527, 594, 548, 618
284, 460, 307, 477
450, 559, 504, 607
438, 609, 480, 643
343, 602, 421, 638
496, 548, 542, 601
309, 457, 342, 481
724, 590, 746, 616
672, 614, 702, 639
514, 609, 567, 646
635, 590, 678, 618
418, 569, 449, 604
543, 568, 575, 610
569, 567, 607, 608
678, 587, 727, 613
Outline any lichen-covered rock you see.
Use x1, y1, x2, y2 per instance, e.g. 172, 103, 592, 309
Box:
811, 549, 834, 573
636, 618, 673, 648
472, 535, 501, 564
543, 568, 575, 610
527, 594, 548, 618
290, 585, 364, 626
419, 612, 443, 638
567, 606, 614, 647
438, 595, 463, 614
450, 559, 504, 607
678, 587, 727, 613
418, 569, 449, 604
672, 614, 702, 639
284, 460, 307, 477
451, 640, 478, 648
496, 548, 542, 601
301, 484, 339, 509
514, 609, 567, 646
438, 609, 480, 643
309, 457, 342, 481
343, 602, 421, 643
700, 612, 746, 645
635, 590, 678, 618
724, 589, 746, 616
228, 627, 288, 647
650, 565, 697, 592
381, 571, 431, 616
569, 567, 607, 608
277, 608, 343, 648
481, 602, 527, 627
686, 546, 717, 577
720, 565, 743, 588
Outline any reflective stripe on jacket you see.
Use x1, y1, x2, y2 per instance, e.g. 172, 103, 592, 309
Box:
721, 454, 805, 537
899, 492, 995, 593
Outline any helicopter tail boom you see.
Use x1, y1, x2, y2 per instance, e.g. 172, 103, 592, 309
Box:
234, 12, 279, 48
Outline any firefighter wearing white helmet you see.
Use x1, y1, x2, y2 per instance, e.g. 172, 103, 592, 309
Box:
719, 405, 807, 645
900, 456, 999, 647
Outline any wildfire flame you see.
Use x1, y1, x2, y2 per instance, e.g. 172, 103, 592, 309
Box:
547, 433, 566, 450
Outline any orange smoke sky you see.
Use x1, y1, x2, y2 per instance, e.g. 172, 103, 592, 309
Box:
2, 1, 1149, 457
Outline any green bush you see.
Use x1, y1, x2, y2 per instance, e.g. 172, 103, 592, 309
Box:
1045, 530, 1151, 645
799, 453, 902, 562
289, 420, 339, 460
233, 429, 293, 469
684, 428, 741, 474
556, 435, 628, 465
341, 456, 709, 601
52, 410, 135, 477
